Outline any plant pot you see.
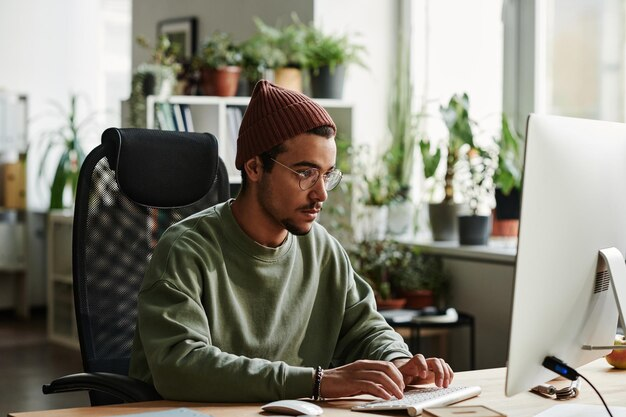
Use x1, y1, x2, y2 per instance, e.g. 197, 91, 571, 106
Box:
360, 205, 389, 240
428, 201, 458, 242
274, 67, 303, 93
387, 200, 414, 237
310, 64, 346, 99
491, 210, 519, 237
376, 297, 407, 310
458, 215, 490, 245
495, 188, 521, 220
200, 66, 241, 96
403, 289, 435, 309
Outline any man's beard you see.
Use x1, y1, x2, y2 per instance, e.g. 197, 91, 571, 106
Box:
283, 203, 323, 236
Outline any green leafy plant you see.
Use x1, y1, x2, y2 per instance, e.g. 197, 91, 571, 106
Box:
129, 35, 180, 127
391, 250, 449, 304
136, 35, 182, 74
349, 240, 449, 303
438, 93, 477, 202
238, 32, 283, 82
200, 31, 242, 68
418, 137, 443, 201
250, 15, 309, 69
354, 145, 401, 206
37, 95, 93, 209
304, 23, 366, 74
494, 114, 524, 196
348, 240, 405, 300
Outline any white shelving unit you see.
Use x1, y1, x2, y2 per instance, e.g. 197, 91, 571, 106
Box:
0, 92, 29, 317
145, 95, 357, 244
47, 210, 79, 348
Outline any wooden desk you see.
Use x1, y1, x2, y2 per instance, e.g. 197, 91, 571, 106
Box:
9, 359, 625, 417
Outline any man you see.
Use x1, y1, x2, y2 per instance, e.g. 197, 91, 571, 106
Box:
129, 80, 453, 402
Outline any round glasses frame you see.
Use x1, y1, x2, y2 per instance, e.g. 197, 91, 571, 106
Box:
270, 158, 343, 191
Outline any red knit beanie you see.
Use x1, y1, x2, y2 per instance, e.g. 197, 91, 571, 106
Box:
235, 80, 337, 169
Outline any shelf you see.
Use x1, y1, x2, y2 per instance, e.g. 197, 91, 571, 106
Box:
47, 211, 78, 347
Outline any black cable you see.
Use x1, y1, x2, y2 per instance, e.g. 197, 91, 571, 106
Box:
578, 373, 613, 417
542, 356, 613, 417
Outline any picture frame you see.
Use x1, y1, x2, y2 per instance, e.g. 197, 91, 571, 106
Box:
157, 16, 198, 60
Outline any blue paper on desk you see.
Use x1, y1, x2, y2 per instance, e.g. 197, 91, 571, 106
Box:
105, 408, 212, 417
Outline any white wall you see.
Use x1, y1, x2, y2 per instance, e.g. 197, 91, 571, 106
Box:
132, 0, 396, 149
0, 0, 129, 309
314, 0, 397, 149
132, 0, 314, 68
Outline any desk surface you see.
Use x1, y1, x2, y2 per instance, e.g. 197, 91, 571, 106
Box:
9, 359, 625, 417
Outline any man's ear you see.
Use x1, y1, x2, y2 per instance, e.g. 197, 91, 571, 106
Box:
243, 156, 263, 183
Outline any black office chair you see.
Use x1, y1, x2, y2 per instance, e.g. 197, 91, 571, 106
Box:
42, 128, 231, 405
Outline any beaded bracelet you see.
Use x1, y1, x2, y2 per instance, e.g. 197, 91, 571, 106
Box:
312, 366, 324, 400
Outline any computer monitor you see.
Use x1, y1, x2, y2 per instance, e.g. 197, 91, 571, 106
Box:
505, 113, 626, 397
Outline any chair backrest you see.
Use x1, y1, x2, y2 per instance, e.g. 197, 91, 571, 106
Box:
72, 128, 230, 405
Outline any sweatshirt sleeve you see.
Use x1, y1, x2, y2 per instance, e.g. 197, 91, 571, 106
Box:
133, 228, 313, 402
332, 261, 413, 365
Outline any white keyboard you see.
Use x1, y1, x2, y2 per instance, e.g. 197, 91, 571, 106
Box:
351, 385, 482, 416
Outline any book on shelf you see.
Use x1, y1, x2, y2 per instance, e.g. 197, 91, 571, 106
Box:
180, 104, 194, 132
172, 104, 186, 132
155, 102, 176, 131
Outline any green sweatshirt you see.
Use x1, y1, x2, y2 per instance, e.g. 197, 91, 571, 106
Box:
129, 200, 411, 402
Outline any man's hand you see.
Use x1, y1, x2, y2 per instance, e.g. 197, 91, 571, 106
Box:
393, 355, 454, 388
320, 359, 407, 400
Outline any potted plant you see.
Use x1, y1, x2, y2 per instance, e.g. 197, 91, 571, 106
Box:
238, 31, 283, 95
455, 145, 497, 245
199, 31, 242, 96
391, 249, 450, 309
36, 95, 94, 209
304, 23, 366, 98
354, 145, 400, 241
251, 15, 308, 92
348, 240, 407, 310
492, 114, 524, 236
129, 35, 181, 127
426, 93, 477, 241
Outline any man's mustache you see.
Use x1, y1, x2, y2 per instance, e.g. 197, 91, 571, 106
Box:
299, 203, 323, 211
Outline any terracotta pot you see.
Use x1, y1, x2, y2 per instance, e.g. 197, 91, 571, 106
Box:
491, 213, 519, 237
402, 289, 435, 309
274, 67, 303, 92
376, 297, 407, 310
201, 66, 241, 96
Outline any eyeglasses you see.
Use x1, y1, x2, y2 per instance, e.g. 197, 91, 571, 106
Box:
270, 158, 343, 191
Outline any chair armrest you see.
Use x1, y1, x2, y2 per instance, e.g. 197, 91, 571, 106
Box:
42, 372, 162, 403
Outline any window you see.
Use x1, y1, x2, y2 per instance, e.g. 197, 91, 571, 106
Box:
411, 0, 504, 142
537, 0, 625, 121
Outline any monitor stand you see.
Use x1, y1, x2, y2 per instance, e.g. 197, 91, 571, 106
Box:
582, 247, 626, 351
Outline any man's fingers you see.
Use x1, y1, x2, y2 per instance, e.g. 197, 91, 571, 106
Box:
427, 358, 454, 387
352, 360, 406, 391
321, 360, 408, 399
